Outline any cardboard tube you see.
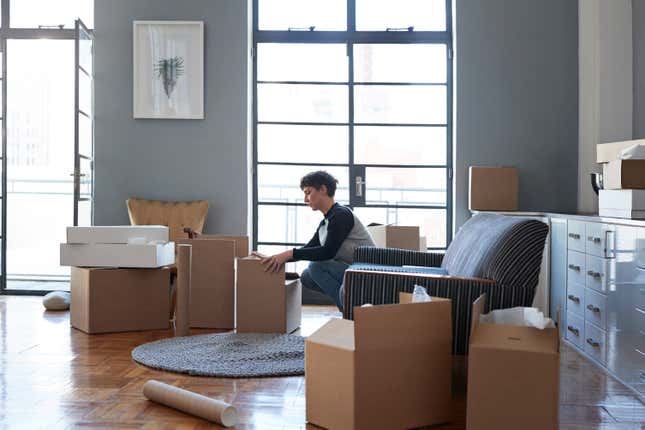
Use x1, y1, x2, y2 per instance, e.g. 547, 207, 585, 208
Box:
143, 380, 237, 427
175, 244, 192, 337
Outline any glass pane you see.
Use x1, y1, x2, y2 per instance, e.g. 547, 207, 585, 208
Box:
78, 199, 91, 227
354, 44, 446, 83
258, 44, 347, 82
365, 167, 446, 206
7, 39, 75, 282
78, 113, 92, 156
257, 244, 308, 274
354, 126, 446, 165
258, 204, 326, 244
259, 0, 346, 31
258, 124, 348, 164
356, 0, 445, 31
78, 70, 92, 116
258, 164, 349, 204
354, 85, 446, 124
11, 0, 93, 29
79, 157, 92, 198
258, 83, 348, 123
354, 207, 447, 248
79, 28, 92, 75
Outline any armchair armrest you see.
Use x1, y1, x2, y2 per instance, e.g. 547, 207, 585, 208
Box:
342, 268, 534, 355
353, 246, 444, 267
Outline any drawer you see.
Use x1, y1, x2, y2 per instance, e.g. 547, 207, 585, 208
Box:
566, 250, 586, 287
585, 254, 610, 293
584, 288, 608, 330
585, 222, 614, 258
565, 311, 585, 349
567, 220, 586, 252
584, 321, 607, 365
566, 281, 585, 317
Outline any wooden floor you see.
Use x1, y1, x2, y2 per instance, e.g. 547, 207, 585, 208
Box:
0, 296, 643, 429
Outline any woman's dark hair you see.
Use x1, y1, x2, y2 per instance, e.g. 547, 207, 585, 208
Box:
300, 171, 338, 197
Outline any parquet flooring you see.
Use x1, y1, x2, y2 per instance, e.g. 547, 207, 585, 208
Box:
0, 296, 643, 429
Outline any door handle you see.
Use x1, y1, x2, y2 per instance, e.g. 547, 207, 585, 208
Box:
355, 176, 365, 197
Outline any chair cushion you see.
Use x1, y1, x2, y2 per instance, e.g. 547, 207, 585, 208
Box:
349, 263, 448, 277
126, 198, 209, 242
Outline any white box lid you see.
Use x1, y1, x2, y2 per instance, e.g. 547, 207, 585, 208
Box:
66, 226, 169, 244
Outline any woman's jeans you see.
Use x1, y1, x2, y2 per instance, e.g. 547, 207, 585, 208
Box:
300, 259, 349, 311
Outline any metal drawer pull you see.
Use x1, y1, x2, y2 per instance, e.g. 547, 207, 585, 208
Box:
567, 325, 580, 336
567, 294, 580, 303
641, 372, 645, 383
587, 270, 603, 279
586, 338, 600, 348
586, 304, 600, 313
568, 233, 581, 239
568, 264, 581, 272
588, 236, 602, 243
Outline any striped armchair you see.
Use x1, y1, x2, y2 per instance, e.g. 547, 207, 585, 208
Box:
342, 213, 549, 354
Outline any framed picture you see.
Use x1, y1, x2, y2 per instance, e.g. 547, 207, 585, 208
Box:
133, 21, 204, 119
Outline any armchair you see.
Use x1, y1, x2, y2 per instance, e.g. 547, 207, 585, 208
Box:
342, 213, 549, 354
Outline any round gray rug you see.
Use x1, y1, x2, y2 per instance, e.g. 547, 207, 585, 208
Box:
131, 333, 304, 378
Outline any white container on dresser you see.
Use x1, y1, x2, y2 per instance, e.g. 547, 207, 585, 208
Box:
564, 219, 645, 396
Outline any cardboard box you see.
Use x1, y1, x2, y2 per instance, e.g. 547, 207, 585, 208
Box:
599, 189, 645, 219
236, 256, 302, 334
70, 267, 170, 333
306, 293, 453, 430
60, 242, 175, 268
466, 294, 559, 430
596, 140, 645, 189
468, 166, 519, 211
66, 225, 169, 244
176, 235, 249, 329
366, 224, 420, 250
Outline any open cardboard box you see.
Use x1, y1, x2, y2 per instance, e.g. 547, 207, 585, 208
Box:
306, 292, 453, 430
596, 139, 645, 189
70, 267, 170, 334
236, 256, 301, 334
366, 224, 421, 251
176, 235, 249, 329
466, 294, 559, 430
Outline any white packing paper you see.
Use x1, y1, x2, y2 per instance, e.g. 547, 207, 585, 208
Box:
480, 307, 556, 330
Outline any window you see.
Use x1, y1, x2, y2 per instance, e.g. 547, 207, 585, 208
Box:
253, 0, 453, 269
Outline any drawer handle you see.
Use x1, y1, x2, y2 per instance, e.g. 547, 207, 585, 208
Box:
587, 270, 603, 279
567, 294, 580, 303
568, 233, 581, 240
567, 325, 580, 336
568, 264, 581, 272
641, 372, 645, 383
586, 304, 600, 313
586, 338, 600, 348
588, 236, 602, 244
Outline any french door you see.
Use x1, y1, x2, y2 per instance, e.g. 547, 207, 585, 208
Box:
253, 0, 452, 272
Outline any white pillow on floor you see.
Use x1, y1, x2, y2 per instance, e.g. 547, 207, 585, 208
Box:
43, 291, 70, 311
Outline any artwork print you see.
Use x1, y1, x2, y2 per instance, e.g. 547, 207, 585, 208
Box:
133, 21, 204, 119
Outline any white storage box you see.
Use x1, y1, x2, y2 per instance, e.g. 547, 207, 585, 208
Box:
60, 242, 175, 268
66, 226, 169, 244
599, 190, 645, 219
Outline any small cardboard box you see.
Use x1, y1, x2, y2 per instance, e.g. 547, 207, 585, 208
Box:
468, 166, 519, 211
70, 267, 170, 334
176, 235, 249, 329
60, 242, 175, 268
236, 256, 302, 334
366, 224, 420, 250
596, 139, 645, 189
66, 225, 169, 244
466, 294, 559, 430
306, 293, 453, 430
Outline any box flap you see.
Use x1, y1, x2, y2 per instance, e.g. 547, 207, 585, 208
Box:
597, 139, 645, 163
470, 294, 487, 340
306, 318, 355, 351
469, 324, 559, 354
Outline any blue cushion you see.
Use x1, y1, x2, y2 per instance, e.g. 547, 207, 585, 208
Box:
349, 263, 448, 276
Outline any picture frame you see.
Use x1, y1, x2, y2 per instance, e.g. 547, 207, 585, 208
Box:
133, 20, 204, 119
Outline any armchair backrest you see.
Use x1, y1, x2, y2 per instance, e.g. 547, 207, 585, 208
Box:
441, 213, 548, 291
126, 198, 209, 243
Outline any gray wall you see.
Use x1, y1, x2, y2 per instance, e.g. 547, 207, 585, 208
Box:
455, 0, 579, 227
93, 0, 249, 234
634, 0, 645, 137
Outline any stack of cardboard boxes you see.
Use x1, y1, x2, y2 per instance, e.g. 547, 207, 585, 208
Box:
597, 139, 645, 219
60, 226, 175, 333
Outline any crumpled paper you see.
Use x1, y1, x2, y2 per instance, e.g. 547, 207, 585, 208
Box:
618, 144, 645, 160
480, 307, 556, 329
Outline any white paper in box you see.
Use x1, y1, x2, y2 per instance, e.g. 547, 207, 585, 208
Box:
66, 226, 169, 244
60, 242, 175, 268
